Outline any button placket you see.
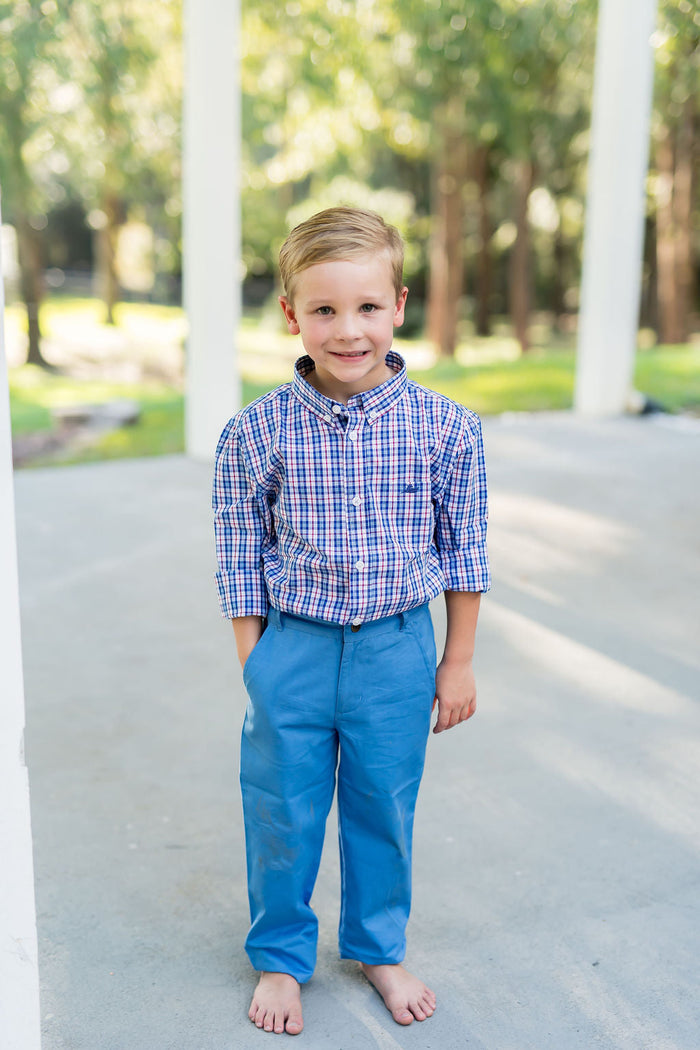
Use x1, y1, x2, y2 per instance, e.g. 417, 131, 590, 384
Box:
345, 413, 366, 603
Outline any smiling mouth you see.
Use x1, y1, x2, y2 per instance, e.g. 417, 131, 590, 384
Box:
330, 350, 370, 358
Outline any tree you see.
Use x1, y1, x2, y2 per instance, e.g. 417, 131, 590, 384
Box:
652, 0, 699, 344
239, 0, 400, 280
490, 0, 596, 352
367, 0, 596, 355
380, 0, 508, 356
0, 0, 61, 366
59, 0, 181, 322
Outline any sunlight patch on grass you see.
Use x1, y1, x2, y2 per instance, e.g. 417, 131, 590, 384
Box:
413, 351, 576, 414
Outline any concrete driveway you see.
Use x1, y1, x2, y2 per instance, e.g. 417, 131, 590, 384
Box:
16, 412, 700, 1049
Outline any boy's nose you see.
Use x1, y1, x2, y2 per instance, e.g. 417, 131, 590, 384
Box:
334, 313, 361, 340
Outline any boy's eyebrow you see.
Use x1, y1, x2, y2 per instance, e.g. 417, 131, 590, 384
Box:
303, 293, 388, 306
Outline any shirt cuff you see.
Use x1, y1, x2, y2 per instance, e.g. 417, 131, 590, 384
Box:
215, 570, 270, 619
439, 545, 491, 593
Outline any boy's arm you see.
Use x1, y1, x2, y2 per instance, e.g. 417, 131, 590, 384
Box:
231, 615, 265, 669
213, 416, 271, 621
433, 590, 481, 734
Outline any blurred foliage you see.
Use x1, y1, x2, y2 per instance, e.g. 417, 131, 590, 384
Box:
0, 0, 698, 346
238, 0, 598, 288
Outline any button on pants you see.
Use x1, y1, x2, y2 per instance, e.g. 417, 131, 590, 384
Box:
239, 603, 436, 983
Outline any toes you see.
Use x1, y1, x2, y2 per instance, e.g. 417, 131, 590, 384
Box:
420, 992, 436, 1016
392, 1007, 414, 1025
286, 1016, 303, 1035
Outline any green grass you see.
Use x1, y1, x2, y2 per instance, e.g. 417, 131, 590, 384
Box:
7, 366, 289, 466
414, 344, 700, 417
9, 366, 173, 436
6, 296, 700, 467
634, 345, 700, 413
416, 349, 578, 415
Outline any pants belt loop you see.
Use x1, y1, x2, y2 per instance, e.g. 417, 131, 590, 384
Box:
398, 611, 406, 630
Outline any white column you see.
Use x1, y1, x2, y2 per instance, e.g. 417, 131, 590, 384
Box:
183, 0, 241, 460
0, 192, 42, 1049
574, 0, 658, 415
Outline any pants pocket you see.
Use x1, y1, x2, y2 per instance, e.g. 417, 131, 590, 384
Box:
407, 610, 437, 683
242, 621, 271, 687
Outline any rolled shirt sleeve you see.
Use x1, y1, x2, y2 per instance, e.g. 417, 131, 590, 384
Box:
212, 416, 270, 619
433, 411, 491, 593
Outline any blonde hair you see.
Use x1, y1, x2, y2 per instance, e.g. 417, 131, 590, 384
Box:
279, 206, 404, 304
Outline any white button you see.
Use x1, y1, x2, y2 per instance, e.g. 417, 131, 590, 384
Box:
324, 414, 332, 423
355, 560, 365, 571
352, 618, 362, 626
348, 431, 359, 441
368, 411, 377, 420
332, 404, 342, 415
351, 495, 361, 507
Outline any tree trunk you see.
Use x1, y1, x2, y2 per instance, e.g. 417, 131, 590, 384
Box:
426, 127, 468, 357
95, 194, 122, 325
16, 217, 49, 368
655, 124, 680, 343
8, 129, 50, 367
655, 99, 695, 346
509, 159, 535, 354
639, 215, 658, 331
474, 146, 492, 337
551, 223, 567, 331
673, 97, 694, 343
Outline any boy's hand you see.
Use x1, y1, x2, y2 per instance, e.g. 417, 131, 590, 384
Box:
432, 658, 477, 733
231, 615, 265, 669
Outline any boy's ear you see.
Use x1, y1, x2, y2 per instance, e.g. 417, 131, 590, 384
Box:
393, 287, 409, 328
279, 296, 300, 335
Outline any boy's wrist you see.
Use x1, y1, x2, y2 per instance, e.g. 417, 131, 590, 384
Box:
439, 652, 474, 668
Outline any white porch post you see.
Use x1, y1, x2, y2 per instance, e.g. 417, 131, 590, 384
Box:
574, 0, 658, 415
0, 192, 42, 1049
183, 0, 241, 460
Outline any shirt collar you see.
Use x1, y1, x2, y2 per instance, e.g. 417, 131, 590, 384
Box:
291, 351, 407, 424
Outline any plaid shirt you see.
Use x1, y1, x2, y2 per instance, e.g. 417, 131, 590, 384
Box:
213, 352, 490, 624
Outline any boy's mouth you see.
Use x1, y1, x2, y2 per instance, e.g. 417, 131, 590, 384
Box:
330, 350, 370, 358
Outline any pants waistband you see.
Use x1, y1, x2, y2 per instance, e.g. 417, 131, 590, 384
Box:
266, 604, 428, 638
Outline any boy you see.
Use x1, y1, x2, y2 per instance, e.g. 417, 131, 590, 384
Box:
213, 206, 490, 1036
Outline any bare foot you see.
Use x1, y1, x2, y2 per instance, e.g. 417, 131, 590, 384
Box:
248, 972, 303, 1035
360, 962, 436, 1025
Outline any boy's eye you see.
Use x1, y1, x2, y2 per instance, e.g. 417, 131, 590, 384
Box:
316, 306, 333, 315
360, 303, 377, 313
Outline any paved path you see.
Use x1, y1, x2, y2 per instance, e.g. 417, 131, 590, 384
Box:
16, 413, 700, 1049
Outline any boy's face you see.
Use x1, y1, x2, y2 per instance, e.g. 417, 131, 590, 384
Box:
279, 254, 408, 403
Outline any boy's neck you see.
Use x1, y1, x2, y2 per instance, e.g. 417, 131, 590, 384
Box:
304, 362, 395, 405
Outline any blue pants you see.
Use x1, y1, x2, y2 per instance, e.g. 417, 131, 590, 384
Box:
239, 603, 436, 983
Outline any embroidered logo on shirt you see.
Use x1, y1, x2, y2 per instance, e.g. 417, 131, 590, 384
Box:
404, 483, 417, 493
